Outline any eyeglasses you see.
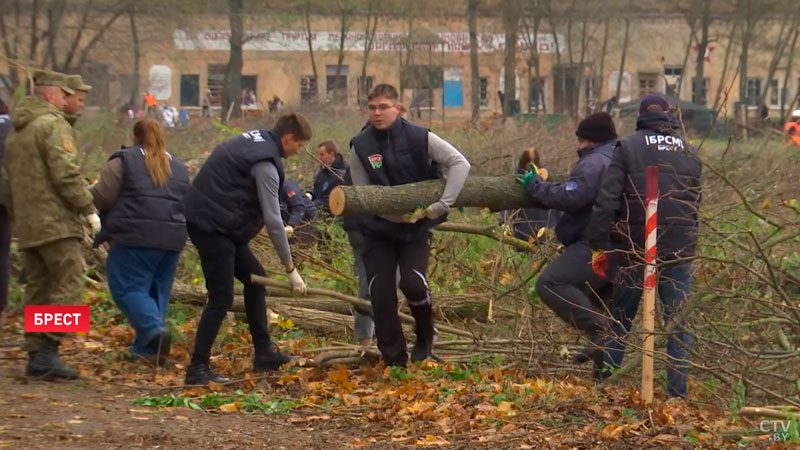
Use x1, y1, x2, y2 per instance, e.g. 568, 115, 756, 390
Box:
367, 104, 395, 112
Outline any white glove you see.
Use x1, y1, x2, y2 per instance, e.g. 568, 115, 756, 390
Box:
285, 225, 294, 238
425, 201, 449, 220
305, 192, 313, 201
287, 268, 307, 295
86, 213, 101, 235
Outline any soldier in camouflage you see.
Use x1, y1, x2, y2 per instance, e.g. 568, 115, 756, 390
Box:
3, 70, 101, 380
64, 75, 92, 127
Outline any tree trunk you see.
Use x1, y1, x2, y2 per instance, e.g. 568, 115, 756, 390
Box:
128, 5, 140, 108
468, 0, 480, 123
222, 0, 243, 122
502, 0, 519, 118
780, 28, 799, 122
304, 1, 320, 101
360, 1, 378, 108
693, 0, 711, 105
712, 19, 738, 111
329, 176, 544, 216
595, 18, 609, 110
614, 15, 631, 104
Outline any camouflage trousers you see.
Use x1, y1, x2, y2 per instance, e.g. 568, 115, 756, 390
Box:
22, 238, 85, 352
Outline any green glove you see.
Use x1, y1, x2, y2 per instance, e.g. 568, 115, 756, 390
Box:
516, 163, 542, 187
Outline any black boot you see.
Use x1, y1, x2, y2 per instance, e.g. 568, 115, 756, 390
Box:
146, 331, 171, 366
253, 342, 292, 372
410, 331, 434, 363
571, 325, 607, 365
26, 338, 78, 380
185, 363, 229, 385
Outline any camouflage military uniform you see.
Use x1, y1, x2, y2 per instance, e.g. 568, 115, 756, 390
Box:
4, 87, 94, 352
64, 75, 92, 128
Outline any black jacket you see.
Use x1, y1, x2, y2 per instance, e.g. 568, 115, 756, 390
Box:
184, 129, 284, 243
588, 112, 702, 261
525, 140, 616, 246
312, 153, 347, 212
350, 118, 443, 242
96, 147, 191, 251
280, 178, 318, 227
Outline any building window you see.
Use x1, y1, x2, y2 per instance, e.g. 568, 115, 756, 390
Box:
326, 65, 348, 105
300, 76, 317, 104
479, 77, 489, 108
691, 77, 710, 105
180, 74, 200, 107
206, 64, 226, 106
746, 78, 761, 106
529, 77, 545, 110
664, 66, 682, 97
768, 79, 787, 108
638, 73, 658, 97
357, 75, 374, 107
241, 75, 257, 107
584, 77, 597, 111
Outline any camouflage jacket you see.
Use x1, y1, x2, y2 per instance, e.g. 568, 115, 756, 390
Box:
4, 96, 94, 249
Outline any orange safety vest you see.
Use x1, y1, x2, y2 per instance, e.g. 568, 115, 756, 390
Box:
145, 93, 157, 107
784, 121, 800, 146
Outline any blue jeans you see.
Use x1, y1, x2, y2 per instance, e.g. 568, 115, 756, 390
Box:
601, 262, 694, 398
107, 245, 180, 355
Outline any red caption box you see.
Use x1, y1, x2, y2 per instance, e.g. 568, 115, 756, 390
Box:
24, 305, 90, 332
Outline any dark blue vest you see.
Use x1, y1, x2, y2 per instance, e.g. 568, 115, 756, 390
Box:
96, 146, 190, 251
183, 129, 285, 242
350, 118, 444, 242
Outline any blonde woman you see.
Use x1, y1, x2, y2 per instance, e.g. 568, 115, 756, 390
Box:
91, 119, 190, 365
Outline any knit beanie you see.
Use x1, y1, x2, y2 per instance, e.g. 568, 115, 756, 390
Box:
575, 112, 618, 143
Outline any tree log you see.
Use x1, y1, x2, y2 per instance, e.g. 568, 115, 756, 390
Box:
250, 275, 475, 339
171, 283, 353, 315
328, 176, 545, 216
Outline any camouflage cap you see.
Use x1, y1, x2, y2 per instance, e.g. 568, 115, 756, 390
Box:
65, 75, 92, 92
31, 69, 75, 95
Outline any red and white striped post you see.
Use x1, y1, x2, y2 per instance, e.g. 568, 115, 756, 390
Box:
641, 166, 659, 405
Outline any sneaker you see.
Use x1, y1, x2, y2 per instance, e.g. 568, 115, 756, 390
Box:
184, 364, 229, 385
26, 339, 78, 380
253, 344, 292, 372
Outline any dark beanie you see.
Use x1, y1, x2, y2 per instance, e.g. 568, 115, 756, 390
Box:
639, 94, 670, 114
575, 112, 617, 143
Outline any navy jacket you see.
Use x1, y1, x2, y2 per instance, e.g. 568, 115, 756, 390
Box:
280, 178, 318, 228
184, 129, 284, 243
500, 166, 560, 242
525, 140, 616, 246
312, 153, 347, 212
96, 147, 190, 251
589, 112, 701, 261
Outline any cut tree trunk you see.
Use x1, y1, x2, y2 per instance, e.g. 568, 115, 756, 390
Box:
329, 176, 544, 216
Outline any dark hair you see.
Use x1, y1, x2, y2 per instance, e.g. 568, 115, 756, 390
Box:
367, 84, 398, 101
517, 148, 540, 171
317, 139, 337, 154
274, 112, 312, 141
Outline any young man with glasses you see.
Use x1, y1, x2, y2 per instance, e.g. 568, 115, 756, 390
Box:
348, 84, 470, 367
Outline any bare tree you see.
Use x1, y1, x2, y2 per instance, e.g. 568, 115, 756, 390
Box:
594, 18, 610, 111
614, 11, 631, 105
222, 0, 244, 121
330, 0, 355, 105
779, 28, 799, 121
519, 0, 546, 113
128, 3, 141, 108
756, 7, 799, 110
502, 0, 520, 117
303, 0, 320, 102
359, 0, 380, 107
468, 0, 480, 122
692, 0, 711, 105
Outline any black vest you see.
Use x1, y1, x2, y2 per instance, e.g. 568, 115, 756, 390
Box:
184, 129, 285, 242
96, 146, 190, 251
350, 118, 444, 241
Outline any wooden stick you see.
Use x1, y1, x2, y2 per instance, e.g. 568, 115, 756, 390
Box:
740, 406, 800, 421
641, 166, 659, 405
250, 275, 475, 339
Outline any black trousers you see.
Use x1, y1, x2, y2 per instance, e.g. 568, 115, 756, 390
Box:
188, 224, 271, 366
535, 241, 613, 336
361, 232, 434, 366
0, 206, 11, 317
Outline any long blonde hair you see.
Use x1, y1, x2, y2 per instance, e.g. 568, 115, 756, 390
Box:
133, 119, 171, 187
